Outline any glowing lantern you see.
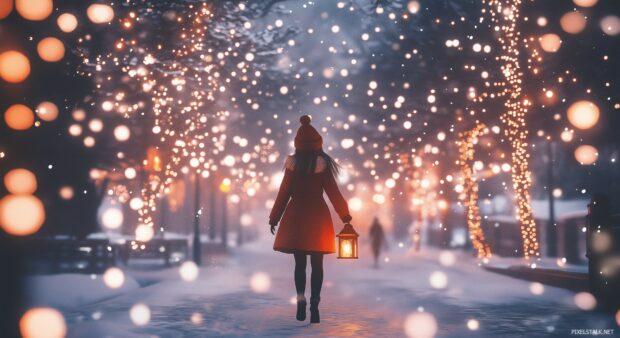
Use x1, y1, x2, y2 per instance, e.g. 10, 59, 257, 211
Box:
36, 101, 59, 121
574, 145, 598, 165
0, 0, 13, 19
4, 168, 37, 195
0, 195, 45, 236
4, 104, 34, 130
560, 11, 587, 34
57, 13, 78, 33
0, 51, 30, 83
19, 307, 66, 338
567, 100, 599, 130
539, 34, 562, 53
336, 223, 359, 259
15, 0, 52, 21
37, 37, 65, 62
87, 4, 114, 24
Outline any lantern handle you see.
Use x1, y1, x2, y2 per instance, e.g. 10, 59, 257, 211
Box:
338, 223, 359, 237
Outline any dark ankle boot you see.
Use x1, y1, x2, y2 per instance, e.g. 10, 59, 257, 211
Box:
309, 297, 320, 323
296, 296, 307, 321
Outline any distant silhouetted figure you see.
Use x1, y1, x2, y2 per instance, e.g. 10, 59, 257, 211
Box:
269, 115, 351, 324
369, 217, 385, 268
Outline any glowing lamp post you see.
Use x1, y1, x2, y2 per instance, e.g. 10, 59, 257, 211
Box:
336, 223, 359, 259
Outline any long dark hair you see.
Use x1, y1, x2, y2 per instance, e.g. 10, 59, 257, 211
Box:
292, 149, 341, 176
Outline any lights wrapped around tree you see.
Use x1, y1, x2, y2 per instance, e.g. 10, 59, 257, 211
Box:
336, 223, 359, 259
484, 0, 540, 259
457, 124, 492, 259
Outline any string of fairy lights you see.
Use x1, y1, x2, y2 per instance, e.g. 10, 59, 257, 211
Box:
483, 0, 540, 259
457, 123, 492, 259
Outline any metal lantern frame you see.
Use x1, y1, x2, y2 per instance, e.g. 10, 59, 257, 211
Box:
336, 223, 359, 259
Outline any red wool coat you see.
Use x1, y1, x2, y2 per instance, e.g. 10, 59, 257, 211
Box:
270, 156, 350, 254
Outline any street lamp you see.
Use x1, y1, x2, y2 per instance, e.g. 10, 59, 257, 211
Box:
192, 173, 202, 266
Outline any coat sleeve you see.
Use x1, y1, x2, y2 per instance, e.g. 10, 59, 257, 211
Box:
269, 169, 294, 224
323, 171, 350, 220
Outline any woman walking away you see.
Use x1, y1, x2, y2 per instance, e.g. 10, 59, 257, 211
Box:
269, 115, 352, 324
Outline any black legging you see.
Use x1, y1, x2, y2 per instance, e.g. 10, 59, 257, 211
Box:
293, 253, 323, 300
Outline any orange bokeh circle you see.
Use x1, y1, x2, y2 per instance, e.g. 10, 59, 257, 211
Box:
0, 0, 13, 19
4, 168, 37, 195
0, 50, 30, 83
37, 37, 65, 62
4, 104, 35, 130
0, 195, 45, 236
19, 307, 66, 338
15, 0, 52, 21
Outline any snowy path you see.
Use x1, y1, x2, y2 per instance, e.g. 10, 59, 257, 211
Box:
56, 237, 618, 337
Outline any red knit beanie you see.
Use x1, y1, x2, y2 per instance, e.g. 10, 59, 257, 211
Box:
294, 115, 322, 151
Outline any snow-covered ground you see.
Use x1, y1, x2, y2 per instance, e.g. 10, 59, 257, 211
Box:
30, 235, 619, 337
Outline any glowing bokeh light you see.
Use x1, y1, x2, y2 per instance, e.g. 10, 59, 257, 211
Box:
114, 125, 131, 142
37, 37, 65, 62
600, 16, 620, 36
100, 207, 123, 229
574, 292, 596, 311
15, 0, 52, 21
4, 104, 34, 130
179, 261, 199, 281
129, 303, 151, 326
87, 4, 115, 24
0, 0, 13, 19
0, 51, 30, 83
0, 195, 45, 236
567, 101, 600, 129
250, 272, 271, 293
36, 101, 59, 122
404, 311, 438, 338
57, 13, 78, 33
407, 1, 420, 14
19, 307, 66, 338
573, 0, 597, 7
4, 168, 37, 195
129, 197, 144, 210
438, 251, 456, 267
135, 224, 154, 241
574, 145, 598, 165
59, 186, 74, 200
429, 271, 448, 289
349, 197, 363, 211
103, 267, 125, 289
466, 319, 479, 331
539, 34, 562, 53
529, 282, 545, 295
560, 11, 587, 34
